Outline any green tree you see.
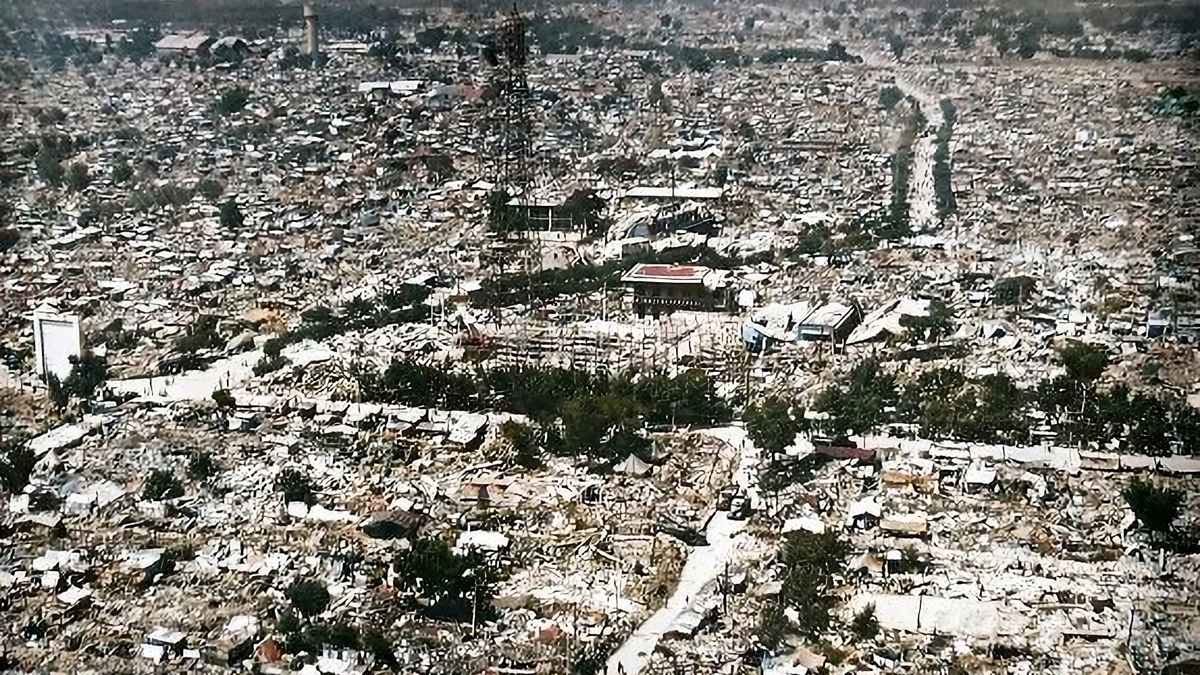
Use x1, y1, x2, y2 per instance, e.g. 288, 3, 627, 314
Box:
197, 177, 223, 200
0, 439, 36, 494
1122, 479, 1182, 532
64, 162, 90, 191
142, 468, 183, 501
286, 579, 331, 617
1058, 341, 1108, 384
219, 199, 244, 229
851, 603, 880, 640
501, 420, 542, 470
392, 536, 507, 622
111, 158, 134, 184
879, 85, 904, 110
276, 468, 316, 505
35, 147, 64, 186
0, 227, 19, 252
214, 86, 250, 116
745, 396, 806, 455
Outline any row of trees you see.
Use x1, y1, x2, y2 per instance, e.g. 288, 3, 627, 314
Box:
777, 346, 1200, 455
933, 100, 957, 220
354, 361, 731, 465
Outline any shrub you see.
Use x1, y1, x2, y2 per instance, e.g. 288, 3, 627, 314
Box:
851, 603, 880, 640
262, 338, 283, 359
0, 227, 19, 252
197, 177, 224, 200
64, 162, 90, 192
214, 86, 250, 116
111, 159, 134, 184
879, 85, 904, 110
186, 451, 219, 480
35, 148, 64, 186
277, 610, 301, 634
1123, 479, 1183, 533
0, 440, 36, 494
219, 199, 244, 229
211, 389, 236, 409
276, 468, 316, 505
253, 355, 290, 376
286, 579, 331, 618
142, 469, 183, 501
502, 421, 542, 470
1058, 341, 1108, 384
47, 352, 109, 408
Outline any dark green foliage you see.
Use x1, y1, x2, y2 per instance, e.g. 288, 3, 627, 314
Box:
623, 369, 731, 427
502, 421, 542, 470
118, 26, 160, 61
879, 85, 904, 111
286, 579, 332, 618
1058, 342, 1108, 384
994, 276, 1037, 306
745, 397, 807, 455
360, 628, 400, 671
356, 360, 478, 410
197, 177, 223, 200
211, 388, 235, 409
355, 362, 729, 461
276, 468, 316, 505
285, 621, 359, 655
528, 15, 611, 55
262, 338, 283, 359
129, 184, 194, 212
1123, 479, 1183, 532
142, 469, 183, 501
186, 451, 219, 480
883, 31, 907, 59
772, 531, 850, 640
1154, 86, 1200, 119
0, 439, 36, 494
0, 227, 19, 252
393, 536, 507, 622
933, 100, 956, 219
276, 610, 301, 634
252, 354, 290, 376
887, 145, 913, 239
214, 86, 250, 116
283, 284, 432, 345
64, 162, 90, 192
900, 298, 954, 342
759, 42, 861, 64
219, 199, 243, 229
852, 604, 880, 640
47, 353, 109, 408
415, 26, 447, 50
815, 358, 897, 437
757, 603, 790, 652
35, 147, 64, 186
1015, 26, 1040, 59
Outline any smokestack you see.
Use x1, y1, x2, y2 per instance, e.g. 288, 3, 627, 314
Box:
303, 2, 319, 57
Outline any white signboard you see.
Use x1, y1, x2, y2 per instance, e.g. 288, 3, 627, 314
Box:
33, 310, 82, 381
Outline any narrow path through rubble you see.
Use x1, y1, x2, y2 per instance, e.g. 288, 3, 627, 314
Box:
605, 426, 761, 675
106, 343, 335, 401
862, 48, 949, 234
894, 70, 947, 234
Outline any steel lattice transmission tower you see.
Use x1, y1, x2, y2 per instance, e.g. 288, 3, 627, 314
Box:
490, 5, 532, 196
